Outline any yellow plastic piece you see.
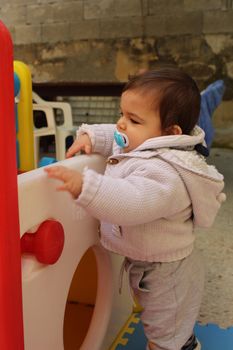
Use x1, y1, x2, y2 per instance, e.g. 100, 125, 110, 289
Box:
133, 297, 143, 313
14, 61, 34, 171
109, 313, 140, 349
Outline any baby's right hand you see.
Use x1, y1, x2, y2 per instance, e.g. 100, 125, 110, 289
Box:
66, 133, 92, 158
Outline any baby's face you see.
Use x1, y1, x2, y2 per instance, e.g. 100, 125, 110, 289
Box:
117, 90, 162, 152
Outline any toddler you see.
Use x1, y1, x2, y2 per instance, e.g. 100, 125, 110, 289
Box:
45, 67, 225, 350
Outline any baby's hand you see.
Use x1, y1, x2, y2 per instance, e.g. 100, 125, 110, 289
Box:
45, 165, 83, 199
66, 133, 92, 158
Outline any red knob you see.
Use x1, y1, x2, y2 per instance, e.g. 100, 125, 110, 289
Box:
21, 220, 65, 264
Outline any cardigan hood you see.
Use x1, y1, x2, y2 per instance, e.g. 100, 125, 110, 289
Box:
159, 150, 225, 228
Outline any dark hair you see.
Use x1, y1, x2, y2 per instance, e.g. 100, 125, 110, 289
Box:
123, 66, 201, 135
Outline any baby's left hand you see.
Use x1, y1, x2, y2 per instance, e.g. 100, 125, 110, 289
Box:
45, 165, 83, 199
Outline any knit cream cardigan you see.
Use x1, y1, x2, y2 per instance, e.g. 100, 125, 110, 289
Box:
76, 124, 225, 262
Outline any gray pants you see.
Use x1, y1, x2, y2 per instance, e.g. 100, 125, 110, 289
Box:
126, 248, 204, 350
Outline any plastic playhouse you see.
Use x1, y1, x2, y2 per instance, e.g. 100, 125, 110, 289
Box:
0, 20, 134, 350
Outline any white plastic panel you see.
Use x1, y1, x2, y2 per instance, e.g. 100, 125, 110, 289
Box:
18, 154, 132, 350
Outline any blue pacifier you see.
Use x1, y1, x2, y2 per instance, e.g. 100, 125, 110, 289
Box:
114, 130, 129, 148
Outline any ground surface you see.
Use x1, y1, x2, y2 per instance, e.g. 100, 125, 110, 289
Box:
196, 148, 233, 328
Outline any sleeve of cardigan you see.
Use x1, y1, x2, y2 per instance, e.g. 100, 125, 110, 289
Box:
76, 123, 116, 157
75, 162, 190, 226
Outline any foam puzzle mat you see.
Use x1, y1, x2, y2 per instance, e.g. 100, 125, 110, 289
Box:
112, 313, 233, 350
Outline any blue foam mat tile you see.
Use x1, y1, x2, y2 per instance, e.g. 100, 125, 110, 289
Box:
115, 314, 233, 350
194, 323, 233, 350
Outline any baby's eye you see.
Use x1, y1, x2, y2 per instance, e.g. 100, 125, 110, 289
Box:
130, 118, 140, 124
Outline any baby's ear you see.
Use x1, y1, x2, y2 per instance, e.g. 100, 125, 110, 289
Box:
163, 125, 182, 135
171, 125, 182, 135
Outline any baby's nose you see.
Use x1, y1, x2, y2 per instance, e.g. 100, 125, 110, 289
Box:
117, 118, 126, 130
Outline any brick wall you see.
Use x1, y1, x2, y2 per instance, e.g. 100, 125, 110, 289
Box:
1, 1, 232, 43
1, 0, 233, 146
1, 1, 231, 85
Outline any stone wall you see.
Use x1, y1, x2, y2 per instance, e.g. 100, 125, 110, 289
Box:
1, 0, 233, 147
